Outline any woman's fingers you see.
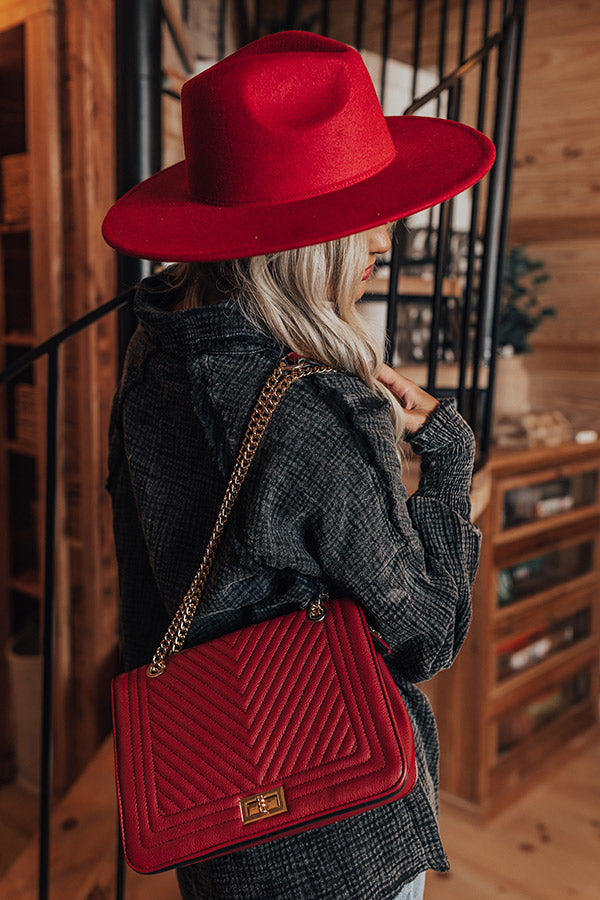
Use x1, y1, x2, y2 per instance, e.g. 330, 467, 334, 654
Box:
377, 363, 440, 435
377, 364, 439, 411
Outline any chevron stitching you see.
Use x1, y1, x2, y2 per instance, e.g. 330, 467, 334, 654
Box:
139, 603, 388, 817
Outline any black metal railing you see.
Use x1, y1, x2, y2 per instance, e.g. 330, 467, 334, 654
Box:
236, 0, 526, 462
385, 0, 527, 459
0, 291, 133, 899
0, 1, 526, 897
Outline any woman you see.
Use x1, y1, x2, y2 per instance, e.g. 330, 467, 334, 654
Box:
104, 30, 494, 900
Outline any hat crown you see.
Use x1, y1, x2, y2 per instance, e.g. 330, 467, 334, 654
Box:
182, 32, 396, 206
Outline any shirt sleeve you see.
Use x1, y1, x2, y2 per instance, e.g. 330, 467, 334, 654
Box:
242, 375, 481, 684
107, 389, 172, 671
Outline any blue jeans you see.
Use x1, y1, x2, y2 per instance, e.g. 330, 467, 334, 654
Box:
392, 871, 426, 900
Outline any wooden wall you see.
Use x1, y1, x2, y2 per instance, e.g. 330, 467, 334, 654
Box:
0, 0, 117, 794
510, 0, 600, 433
59, 0, 119, 782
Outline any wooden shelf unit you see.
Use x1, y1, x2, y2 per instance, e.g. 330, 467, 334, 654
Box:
0, 1, 64, 785
425, 440, 600, 819
0, 0, 118, 793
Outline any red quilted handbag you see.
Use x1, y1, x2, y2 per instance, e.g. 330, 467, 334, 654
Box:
111, 357, 417, 874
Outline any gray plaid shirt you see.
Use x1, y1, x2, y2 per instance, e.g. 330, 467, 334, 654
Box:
108, 277, 480, 900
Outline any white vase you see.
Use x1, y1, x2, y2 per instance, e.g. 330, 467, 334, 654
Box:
494, 351, 531, 418
5, 633, 42, 793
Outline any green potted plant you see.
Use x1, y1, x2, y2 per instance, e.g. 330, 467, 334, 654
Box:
498, 245, 555, 356
494, 245, 555, 418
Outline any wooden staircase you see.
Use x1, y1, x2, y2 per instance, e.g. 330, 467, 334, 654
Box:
0, 737, 178, 900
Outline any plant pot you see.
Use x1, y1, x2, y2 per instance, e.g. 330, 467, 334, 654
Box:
494, 351, 532, 419
5, 631, 42, 793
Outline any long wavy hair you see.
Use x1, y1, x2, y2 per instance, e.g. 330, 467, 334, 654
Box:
168, 229, 405, 439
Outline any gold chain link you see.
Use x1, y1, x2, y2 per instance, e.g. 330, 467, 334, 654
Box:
146, 357, 335, 677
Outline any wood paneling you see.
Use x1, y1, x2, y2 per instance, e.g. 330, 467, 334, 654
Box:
0, 0, 53, 29
525, 359, 600, 433
0, 0, 71, 790
60, 0, 118, 779
507, 0, 600, 437
515, 238, 600, 347
510, 214, 600, 243
511, 1, 600, 227
162, 19, 186, 168
515, 236, 600, 431
0, 0, 117, 793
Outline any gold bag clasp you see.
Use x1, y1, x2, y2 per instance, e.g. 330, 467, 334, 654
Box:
240, 786, 287, 824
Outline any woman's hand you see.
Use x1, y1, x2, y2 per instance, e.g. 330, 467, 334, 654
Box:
378, 363, 440, 435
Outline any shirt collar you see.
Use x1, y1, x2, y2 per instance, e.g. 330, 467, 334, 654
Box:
133, 274, 278, 357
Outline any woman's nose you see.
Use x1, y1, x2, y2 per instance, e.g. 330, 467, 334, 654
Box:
367, 224, 392, 256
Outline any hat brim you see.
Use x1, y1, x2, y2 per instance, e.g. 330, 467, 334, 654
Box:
102, 116, 495, 262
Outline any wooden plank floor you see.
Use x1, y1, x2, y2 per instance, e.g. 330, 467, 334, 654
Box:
0, 736, 598, 899
0, 736, 181, 900
0, 781, 38, 879
428, 738, 600, 900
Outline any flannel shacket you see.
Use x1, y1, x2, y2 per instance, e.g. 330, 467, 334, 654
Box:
107, 277, 481, 900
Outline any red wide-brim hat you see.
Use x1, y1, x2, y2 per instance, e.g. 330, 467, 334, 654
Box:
103, 31, 495, 262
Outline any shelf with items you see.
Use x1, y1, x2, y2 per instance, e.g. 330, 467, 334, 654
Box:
492, 588, 596, 691
493, 456, 600, 545
494, 529, 598, 618
2, 332, 35, 345
1, 0, 119, 793
9, 571, 43, 599
1, 226, 32, 332
0, 152, 29, 224
0, 1, 66, 787
487, 652, 598, 803
0, 222, 29, 235
424, 439, 600, 819
492, 652, 596, 756
0, 15, 28, 782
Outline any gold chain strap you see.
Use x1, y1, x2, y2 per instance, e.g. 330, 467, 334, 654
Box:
146, 356, 335, 677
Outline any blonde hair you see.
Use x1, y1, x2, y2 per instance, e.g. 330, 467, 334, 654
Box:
169, 231, 405, 439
